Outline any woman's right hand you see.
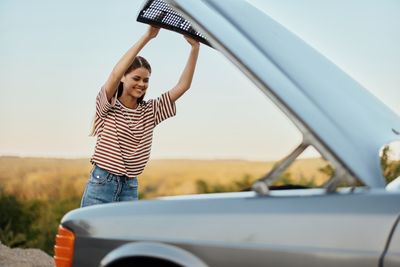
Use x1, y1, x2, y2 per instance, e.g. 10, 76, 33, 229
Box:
144, 25, 160, 40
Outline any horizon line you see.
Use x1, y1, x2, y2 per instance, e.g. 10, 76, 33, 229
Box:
0, 154, 322, 162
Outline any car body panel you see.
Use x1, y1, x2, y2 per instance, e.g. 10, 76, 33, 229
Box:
384, 216, 400, 267
62, 190, 400, 266
168, 0, 400, 188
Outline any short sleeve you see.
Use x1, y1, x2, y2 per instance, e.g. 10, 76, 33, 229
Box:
96, 86, 114, 118
153, 92, 177, 126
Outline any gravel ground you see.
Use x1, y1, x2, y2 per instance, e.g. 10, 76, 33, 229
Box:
0, 242, 54, 267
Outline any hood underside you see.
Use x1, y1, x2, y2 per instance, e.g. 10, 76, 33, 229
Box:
167, 0, 400, 188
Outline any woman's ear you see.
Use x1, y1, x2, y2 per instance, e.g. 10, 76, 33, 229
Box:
120, 75, 126, 83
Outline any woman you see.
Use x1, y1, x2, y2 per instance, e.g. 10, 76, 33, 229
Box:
81, 26, 200, 207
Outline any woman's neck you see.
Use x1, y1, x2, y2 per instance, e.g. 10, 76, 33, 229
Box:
118, 94, 138, 109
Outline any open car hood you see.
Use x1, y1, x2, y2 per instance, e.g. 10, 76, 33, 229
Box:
166, 0, 400, 188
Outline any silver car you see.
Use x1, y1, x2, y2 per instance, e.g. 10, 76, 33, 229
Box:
54, 0, 400, 266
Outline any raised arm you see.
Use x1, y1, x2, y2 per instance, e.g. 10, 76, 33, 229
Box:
168, 37, 200, 103
104, 26, 160, 102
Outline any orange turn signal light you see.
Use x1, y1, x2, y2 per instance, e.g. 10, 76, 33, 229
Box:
54, 225, 75, 267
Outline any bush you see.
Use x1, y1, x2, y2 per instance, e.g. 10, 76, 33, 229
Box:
0, 190, 39, 248
0, 188, 80, 255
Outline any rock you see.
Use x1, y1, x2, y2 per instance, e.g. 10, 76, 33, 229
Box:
0, 242, 54, 267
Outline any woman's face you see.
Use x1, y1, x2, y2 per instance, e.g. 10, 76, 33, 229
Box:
121, 67, 150, 99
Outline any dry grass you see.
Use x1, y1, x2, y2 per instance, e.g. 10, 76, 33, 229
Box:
141, 158, 330, 197
0, 156, 330, 200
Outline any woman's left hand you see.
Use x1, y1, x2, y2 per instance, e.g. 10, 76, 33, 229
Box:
145, 25, 160, 40
184, 36, 200, 48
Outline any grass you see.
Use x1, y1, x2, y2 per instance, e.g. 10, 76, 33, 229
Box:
0, 156, 330, 200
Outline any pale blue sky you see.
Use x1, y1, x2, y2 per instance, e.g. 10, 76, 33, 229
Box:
0, 0, 399, 160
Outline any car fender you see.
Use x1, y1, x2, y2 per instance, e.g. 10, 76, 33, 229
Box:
100, 241, 209, 267
382, 215, 400, 267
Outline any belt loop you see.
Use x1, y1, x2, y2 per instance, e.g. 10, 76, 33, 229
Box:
106, 172, 113, 182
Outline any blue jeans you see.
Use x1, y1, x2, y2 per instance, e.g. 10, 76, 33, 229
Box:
80, 164, 138, 207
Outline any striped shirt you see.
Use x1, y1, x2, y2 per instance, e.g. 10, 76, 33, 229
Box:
91, 86, 176, 178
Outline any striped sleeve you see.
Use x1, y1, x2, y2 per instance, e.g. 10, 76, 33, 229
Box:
153, 92, 177, 126
96, 86, 114, 119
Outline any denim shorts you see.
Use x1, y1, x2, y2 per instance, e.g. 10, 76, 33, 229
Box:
80, 164, 138, 208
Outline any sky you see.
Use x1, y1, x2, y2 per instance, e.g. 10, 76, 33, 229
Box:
0, 0, 399, 161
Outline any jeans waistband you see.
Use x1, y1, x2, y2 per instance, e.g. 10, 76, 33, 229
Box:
93, 164, 136, 181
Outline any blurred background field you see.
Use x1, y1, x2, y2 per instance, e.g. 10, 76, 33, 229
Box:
0, 156, 329, 200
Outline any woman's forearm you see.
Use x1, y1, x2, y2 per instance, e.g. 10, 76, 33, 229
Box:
169, 43, 200, 102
